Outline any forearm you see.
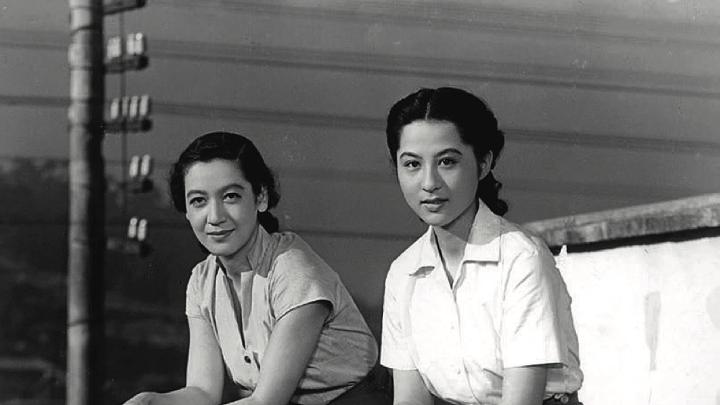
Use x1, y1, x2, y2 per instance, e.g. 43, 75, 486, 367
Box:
225, 396, 262, 405
392, 369, 433, 405
500, 366, 547, 405
124, 386, 216, 405
158, 387, 217, 405
224, 303, 329, 405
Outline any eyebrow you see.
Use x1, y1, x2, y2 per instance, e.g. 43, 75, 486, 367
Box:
398, 148, 463, 159
185, 183, 246, 198
436, 148, 463, 157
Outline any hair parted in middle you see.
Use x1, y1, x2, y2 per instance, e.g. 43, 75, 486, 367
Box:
385, 86, 508, 216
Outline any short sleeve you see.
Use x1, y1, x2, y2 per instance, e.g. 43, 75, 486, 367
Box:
380, 268, 416, 370
268, 248, 337, 321
501, 247, 566, 368
185, 266, 204, 319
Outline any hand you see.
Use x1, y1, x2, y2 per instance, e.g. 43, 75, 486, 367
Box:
123, 392, 158, 405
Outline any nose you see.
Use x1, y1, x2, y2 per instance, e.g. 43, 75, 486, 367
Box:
421, 165, 441, 193
207, 199, 227, 225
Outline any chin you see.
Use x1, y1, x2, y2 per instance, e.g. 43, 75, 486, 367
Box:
418, 213, 451, 228
202, 242, 230, 257
215, 248, 240, 258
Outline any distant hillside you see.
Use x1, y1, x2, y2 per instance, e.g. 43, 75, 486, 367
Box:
0, 157, 204, 404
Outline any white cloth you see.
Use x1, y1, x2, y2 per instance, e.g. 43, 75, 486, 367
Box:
381, 201, 583, 404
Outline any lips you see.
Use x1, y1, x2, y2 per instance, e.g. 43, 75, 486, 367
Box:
420, 198, 448, 212
206, 229, 233, 238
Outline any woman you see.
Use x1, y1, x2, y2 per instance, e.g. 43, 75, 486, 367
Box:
124, 131, 382, 405
380, 88, 583, 405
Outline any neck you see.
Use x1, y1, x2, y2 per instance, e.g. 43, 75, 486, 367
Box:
432, 225, 467, 259
218, 227, 259, 276
434, 199, 477, 247
432, 200, 478, 279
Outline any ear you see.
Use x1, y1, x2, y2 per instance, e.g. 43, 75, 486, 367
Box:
256, 186, 269, 213
478, 150, 494, 180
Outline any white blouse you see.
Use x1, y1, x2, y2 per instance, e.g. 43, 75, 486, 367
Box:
381, 202, 583, 404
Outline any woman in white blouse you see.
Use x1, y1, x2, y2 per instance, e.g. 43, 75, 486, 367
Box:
381, 87, 583, 405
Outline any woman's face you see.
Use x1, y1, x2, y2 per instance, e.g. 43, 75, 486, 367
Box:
396, 120, 480, 233
184, 158, 267, 263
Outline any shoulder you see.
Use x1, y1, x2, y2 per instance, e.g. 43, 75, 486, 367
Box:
185, 255, 217, 302
385, 233, 425, 289
272, 231, 326, 265
268, 231, 337, 279
390, 232, 427, 272
495, 219, 562, 289
498, 218, 553, 263
186, 255, 218, 296
189, 255, 216, 279
263, 232, 345, 318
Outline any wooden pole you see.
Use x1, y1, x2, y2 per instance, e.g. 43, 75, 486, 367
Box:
67, 1, 105, 404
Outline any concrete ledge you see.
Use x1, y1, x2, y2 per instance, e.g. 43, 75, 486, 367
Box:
523, 193, 720, 248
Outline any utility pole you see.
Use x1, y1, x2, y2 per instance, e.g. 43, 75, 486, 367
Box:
67, 0, 105, 404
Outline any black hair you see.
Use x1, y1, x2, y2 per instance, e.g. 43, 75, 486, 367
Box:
169, 131, 281, 232
385, 87, 508, 216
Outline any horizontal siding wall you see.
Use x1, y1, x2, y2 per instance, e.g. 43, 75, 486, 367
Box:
2, 1, 720, 402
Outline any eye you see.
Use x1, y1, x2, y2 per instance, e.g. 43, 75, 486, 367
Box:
224, 192, 241, 202
438, 157, 458, 167
188, 196, 205, 208
401, 160, 420, 170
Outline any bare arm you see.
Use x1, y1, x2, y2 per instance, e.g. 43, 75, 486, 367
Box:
500, 365, 547, 405
229, 301, 330, 405
391, 369, 433, 405
123, 317, 225, 405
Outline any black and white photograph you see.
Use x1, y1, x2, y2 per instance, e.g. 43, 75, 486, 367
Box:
1, 1, 719, 404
